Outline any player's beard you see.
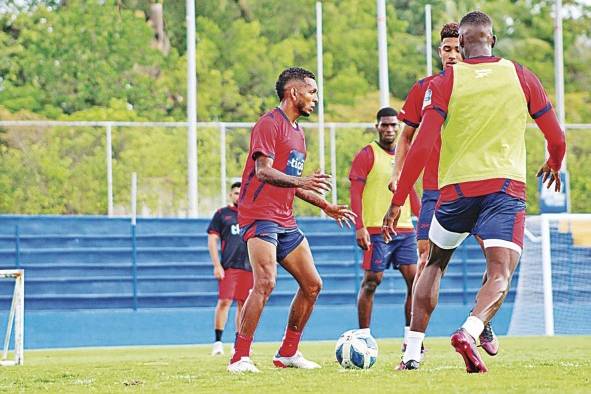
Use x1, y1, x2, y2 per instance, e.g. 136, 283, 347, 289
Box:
297, 100, 313, 117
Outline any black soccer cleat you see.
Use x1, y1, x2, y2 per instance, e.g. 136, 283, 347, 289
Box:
395, 359, 420, 371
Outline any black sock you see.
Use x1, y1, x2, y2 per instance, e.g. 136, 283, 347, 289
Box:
215, 329, 223, 342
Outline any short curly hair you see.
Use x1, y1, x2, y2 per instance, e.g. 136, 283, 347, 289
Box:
460, 11, 493, 28
275, 67, 316, 101
440, 22, 459, 41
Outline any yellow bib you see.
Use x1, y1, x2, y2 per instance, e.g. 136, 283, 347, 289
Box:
439, 59, 529, 188
362, 142, 413, 229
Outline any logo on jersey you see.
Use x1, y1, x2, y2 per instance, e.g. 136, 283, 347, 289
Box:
285, 150, 306, 176
475, 69, 492, 78
230, 224, 240, 235
422, 89, 432, 109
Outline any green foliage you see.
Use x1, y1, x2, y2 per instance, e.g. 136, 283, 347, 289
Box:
0, 0, 590, 215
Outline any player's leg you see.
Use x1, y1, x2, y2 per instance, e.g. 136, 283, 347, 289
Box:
399, 198, 476, 370
212, 298, 232, 355
392, 232, 418, 351
357, 234, 386, 331
213, 268, 235, 355
452, 192, 525, 373
229, 224, 278, 372
234, 269, 253, 339
357, 270, 384, 329
415, 240, 430, 286
413, 190, 439, 290
473, 235, 499, 356
273, 235, 322, 368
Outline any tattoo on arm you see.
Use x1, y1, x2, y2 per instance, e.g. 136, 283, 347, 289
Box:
296, 188, 327, 209
255, 155, 301, 188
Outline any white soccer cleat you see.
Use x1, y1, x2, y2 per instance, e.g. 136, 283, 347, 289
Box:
211, 341, 224, 356
272, 351, 321, 369
227, 357, 260, 373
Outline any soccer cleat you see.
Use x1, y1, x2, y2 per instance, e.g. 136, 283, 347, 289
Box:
272, 351, 321, 369
227, 357, 260, 373
479, 321, 499, 356
211, 341, 224, 356
395, 359, 420, 370
402, 343, 426, 362
450, 329, 488, 373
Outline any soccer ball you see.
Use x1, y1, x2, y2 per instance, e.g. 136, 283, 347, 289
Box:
335, 329, 378, 369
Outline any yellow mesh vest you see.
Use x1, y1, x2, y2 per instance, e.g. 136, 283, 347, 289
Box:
439, 59, 529, 188
362, 142, 413, 229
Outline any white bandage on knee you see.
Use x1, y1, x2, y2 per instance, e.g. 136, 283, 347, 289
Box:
428, 216, 470, 250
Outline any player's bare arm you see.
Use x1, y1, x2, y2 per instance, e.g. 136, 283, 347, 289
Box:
207, 233, 224, 280
295, 188, 356, 228
254, 154, 331, 194
390, 124, 417, 191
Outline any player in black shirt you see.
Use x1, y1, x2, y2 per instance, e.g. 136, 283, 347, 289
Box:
207, 182, 252, 356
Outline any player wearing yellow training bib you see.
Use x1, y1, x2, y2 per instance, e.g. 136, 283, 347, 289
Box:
349, 107, 420, 348
384, 11, 566, 373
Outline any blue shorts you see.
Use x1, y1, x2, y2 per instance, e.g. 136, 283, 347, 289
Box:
417, 189, 440, 240
362, 233, 417, 272
240, 220, 305, 262
430, 192, 525, 254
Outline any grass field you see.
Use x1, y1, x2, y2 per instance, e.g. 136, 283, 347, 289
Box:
0, 336, 589, 393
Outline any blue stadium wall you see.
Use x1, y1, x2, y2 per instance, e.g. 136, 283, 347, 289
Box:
0, 215, 514, 349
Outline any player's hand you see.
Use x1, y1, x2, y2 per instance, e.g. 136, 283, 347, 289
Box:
299, 171, 332, 195
324, 203, 357, 229
388, 177, 398, 193
213, 265, 225, 280
355, 227, 371, 250
536, 162, 561, 192
382, 204, 401, 243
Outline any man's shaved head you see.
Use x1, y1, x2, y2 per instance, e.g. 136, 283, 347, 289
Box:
460, 11, 493, 28
458, 11, 496, 59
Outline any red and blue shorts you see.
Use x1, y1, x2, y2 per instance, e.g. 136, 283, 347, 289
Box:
363, 233, 417, 272
240, 220, 306, 262
429, 192, 525, 254
218, 268, 253, 302
417, 189, 440, 240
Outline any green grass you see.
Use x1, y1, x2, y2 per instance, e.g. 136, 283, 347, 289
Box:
0, 336, 590, 393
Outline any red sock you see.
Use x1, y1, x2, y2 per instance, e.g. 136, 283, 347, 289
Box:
278, 328, 302, 357
231, 333, 253, 364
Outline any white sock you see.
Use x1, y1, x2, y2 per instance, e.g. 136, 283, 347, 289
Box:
462, 316, 484, 340
357, 328, 371, 336
402, 331, 424, 363
403, 326, 410, 344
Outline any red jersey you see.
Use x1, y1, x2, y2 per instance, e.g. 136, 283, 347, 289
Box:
398, 75, 440, 191
392, 56, 566, 206
238, 108, 306, 228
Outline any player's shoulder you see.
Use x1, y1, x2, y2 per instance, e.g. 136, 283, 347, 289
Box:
418, 74, 438, 87
254, 108, 282, 128
353, 144, 374, 162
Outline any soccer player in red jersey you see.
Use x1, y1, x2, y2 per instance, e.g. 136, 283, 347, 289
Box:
383, 11, 566, 373
228, 67, 356, 373
391, 23, 499, 358
349, 107, 421, 350
207, 182, 252, 356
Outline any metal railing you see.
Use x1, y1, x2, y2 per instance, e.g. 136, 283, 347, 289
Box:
1, 120, 589, 217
